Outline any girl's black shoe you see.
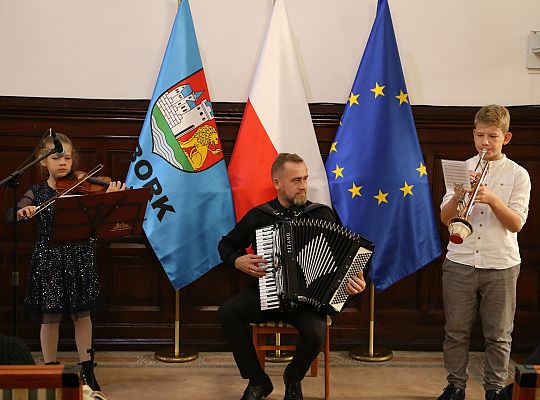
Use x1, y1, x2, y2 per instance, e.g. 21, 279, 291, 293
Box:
79, 360, 101, 392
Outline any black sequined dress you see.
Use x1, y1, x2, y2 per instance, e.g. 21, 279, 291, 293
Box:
22, 182, 101, 317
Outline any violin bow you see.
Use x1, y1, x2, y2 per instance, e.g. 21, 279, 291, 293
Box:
18, 164, 104, 221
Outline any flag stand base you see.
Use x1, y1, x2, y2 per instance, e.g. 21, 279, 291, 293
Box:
265, 350, 294, 363
155, 348, 198, 363
349, 284, 393, 362
349, 346, 393, 362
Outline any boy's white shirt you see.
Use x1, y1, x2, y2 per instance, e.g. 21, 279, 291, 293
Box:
441, 154, 531, 269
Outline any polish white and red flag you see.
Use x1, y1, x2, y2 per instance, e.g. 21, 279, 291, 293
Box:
228, 0, 331, 221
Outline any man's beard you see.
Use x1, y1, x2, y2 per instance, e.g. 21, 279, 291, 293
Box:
292, 193, 307, 206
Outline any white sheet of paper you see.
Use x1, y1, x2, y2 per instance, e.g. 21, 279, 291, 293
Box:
441, 159, 471, 193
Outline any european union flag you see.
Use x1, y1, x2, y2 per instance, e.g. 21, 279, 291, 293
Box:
325, 0, 441, 291
126, 0, 235, 290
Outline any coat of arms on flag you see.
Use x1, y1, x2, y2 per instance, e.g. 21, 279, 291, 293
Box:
151, 70, 223, 172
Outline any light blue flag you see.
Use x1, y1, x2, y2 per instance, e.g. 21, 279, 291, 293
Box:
325, 0, 441, 291
126, 0, 235, 290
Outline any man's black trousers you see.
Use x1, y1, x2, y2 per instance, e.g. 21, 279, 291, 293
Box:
218, 283, 327, 382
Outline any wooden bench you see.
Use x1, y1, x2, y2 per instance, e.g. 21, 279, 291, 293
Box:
512, 364, 540, 400
0, 365, 82, 400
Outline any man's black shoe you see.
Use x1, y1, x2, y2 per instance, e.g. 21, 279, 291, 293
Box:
437, 385, 465, 400
283, 374, 303, 400
240, 380, 273, 400
485, 389, 502, 400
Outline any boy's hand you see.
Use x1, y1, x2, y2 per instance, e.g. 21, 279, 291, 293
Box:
469, 170, 479, 185
474, 184, 496, 205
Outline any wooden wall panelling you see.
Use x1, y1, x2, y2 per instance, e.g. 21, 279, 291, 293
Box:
0, 97, 538, 353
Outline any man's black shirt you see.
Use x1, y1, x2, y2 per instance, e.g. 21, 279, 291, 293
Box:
218, 198, 334, 269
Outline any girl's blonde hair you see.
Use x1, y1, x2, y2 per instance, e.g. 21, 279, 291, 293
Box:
37, 133, 77, 178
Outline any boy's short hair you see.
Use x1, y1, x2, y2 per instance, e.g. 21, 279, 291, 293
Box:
271, 153, 304, 178
474, 104, 510, 133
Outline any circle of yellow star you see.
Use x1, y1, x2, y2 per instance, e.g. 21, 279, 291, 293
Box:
416, 162, 427, 177
348, 92, 360, 107
400, 181, 414, 197
395, 90, 409, 105
332, 165, 344, 179
330, 142, 338, 153
348, 183, 362, 198
370, 82, 385, 98
373, 189, 389, 205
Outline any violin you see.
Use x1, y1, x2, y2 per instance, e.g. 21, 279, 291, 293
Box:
17, 164, 109, 221
17, 164, 125, 222
56, 170, 112, 195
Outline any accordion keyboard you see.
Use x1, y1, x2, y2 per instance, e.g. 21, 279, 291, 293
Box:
256, 226, 280, 310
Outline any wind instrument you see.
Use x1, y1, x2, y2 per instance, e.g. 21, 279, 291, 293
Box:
447, 150, 490, 244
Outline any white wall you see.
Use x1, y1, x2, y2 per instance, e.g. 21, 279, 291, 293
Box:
0, 0, 539, 105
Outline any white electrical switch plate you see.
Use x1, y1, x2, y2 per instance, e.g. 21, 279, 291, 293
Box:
527, 31, 540, 69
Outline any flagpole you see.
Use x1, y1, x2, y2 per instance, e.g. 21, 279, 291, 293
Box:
349, 283, 393, 362
155, 290, 198, 363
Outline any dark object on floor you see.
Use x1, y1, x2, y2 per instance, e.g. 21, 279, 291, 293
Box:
0, 335, 35, 365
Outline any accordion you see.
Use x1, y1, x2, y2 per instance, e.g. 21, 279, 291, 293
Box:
256, 219, 374, 314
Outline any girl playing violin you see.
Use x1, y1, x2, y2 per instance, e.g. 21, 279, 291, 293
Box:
15, 133, 124, 391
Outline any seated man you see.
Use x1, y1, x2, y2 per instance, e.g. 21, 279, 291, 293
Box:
218, 153, 366, 400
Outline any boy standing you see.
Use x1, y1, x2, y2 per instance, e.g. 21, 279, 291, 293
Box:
438, 105, 531, 400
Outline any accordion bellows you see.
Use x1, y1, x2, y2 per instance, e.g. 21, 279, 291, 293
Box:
256, 219, 374, 314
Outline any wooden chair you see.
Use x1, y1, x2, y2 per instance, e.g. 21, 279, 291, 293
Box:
252, 316, 331, 400
0, 365, 82, 400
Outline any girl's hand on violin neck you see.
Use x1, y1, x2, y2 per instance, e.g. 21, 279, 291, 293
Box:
106, 181, 126, 193
17, 206, 36, 220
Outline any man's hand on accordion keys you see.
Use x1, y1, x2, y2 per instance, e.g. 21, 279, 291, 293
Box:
234, 254, 268, 278
346, 270, 367, 295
